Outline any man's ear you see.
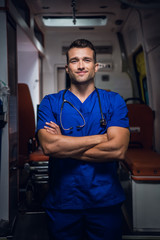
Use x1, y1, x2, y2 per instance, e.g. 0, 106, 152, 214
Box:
95, 63, 99, 73
65, 65, 69, 73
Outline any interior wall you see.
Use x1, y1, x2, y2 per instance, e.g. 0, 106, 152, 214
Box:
122, 8, 160, 152
121, 10, 144, 99
147, 47, 160, 152
0, 11, 9, 221
142, 10, 160, 152
17, 27, 39, 124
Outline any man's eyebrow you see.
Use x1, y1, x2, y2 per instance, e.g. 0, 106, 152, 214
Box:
83, 57, 93, 60
69, 56, 93, 62
69, 57, 79, 61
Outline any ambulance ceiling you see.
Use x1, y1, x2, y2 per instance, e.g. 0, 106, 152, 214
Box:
24, 0, 160, 32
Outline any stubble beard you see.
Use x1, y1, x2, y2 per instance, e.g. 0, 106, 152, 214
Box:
69, 72, 95, 86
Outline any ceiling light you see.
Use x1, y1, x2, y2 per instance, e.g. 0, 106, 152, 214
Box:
42, 16, 107, 27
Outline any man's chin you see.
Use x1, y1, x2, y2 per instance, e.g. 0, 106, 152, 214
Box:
71, 78, 94, 85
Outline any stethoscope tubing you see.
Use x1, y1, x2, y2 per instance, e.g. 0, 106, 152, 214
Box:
60, 88, 106, 131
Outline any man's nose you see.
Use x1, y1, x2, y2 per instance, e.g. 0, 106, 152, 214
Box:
78, 60, 85, 69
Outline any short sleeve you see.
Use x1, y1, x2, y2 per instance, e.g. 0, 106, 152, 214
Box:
107, 93, 129, 129
36, 95, 57, 132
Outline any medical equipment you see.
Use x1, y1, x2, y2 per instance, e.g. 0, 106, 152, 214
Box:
60, 88, 106, 131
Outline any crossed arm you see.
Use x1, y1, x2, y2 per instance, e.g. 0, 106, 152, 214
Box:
38, 122, 130, 162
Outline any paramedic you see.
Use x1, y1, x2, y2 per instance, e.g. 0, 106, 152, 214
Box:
37, 39, 130, 240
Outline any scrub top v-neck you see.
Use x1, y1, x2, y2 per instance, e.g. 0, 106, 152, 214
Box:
37, 88, 129, 210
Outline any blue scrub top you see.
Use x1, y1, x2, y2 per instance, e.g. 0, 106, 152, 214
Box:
37, 89, 129, 210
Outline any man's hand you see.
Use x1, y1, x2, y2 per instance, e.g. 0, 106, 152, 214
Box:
44, 121, 62, 135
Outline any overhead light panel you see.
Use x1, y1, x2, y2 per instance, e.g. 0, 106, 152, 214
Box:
42, 16, 107, 27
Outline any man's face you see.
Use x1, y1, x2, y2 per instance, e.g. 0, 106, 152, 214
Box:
66, 47, 98, 85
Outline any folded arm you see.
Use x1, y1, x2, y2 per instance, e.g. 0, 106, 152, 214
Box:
73, 126, 130, 162
38, 122, 130, 162
38, 122, 108, 158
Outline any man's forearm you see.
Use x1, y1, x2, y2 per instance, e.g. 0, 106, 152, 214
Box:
72, 140, 126, 162
38, 124, 129, 162
72, 127, 130, 162
38, 129, 107, 158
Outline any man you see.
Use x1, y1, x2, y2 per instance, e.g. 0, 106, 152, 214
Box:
37, 39, 130, 240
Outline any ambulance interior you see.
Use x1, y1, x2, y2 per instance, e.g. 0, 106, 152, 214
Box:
0, 0, 160, 239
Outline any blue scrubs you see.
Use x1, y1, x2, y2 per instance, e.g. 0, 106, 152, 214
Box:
37, 88, 129, 239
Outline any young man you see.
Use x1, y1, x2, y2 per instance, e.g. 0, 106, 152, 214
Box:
37, 39, 130, 240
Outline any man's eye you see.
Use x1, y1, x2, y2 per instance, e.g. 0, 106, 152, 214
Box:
70, 59, 77, 63
84, 59, 91, 62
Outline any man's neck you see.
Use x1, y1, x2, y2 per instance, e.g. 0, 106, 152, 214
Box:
69, 83, 95, 103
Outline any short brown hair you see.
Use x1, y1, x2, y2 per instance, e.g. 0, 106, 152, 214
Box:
66, 39, 96, 64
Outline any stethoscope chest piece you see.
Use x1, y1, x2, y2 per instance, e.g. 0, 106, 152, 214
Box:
100, 118, 107, 127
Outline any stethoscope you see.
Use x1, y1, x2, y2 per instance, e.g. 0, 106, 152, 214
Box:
60, 88, 106, 131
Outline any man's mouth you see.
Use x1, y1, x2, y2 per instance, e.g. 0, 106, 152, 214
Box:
77, 71, 87, 76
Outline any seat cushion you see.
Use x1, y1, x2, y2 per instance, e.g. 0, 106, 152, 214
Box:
29, 149, 49, 162
125, 149, 160, 178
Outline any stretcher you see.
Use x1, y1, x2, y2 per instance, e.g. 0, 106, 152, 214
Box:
18, 83, 49, 208
120, 101, 160, 233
